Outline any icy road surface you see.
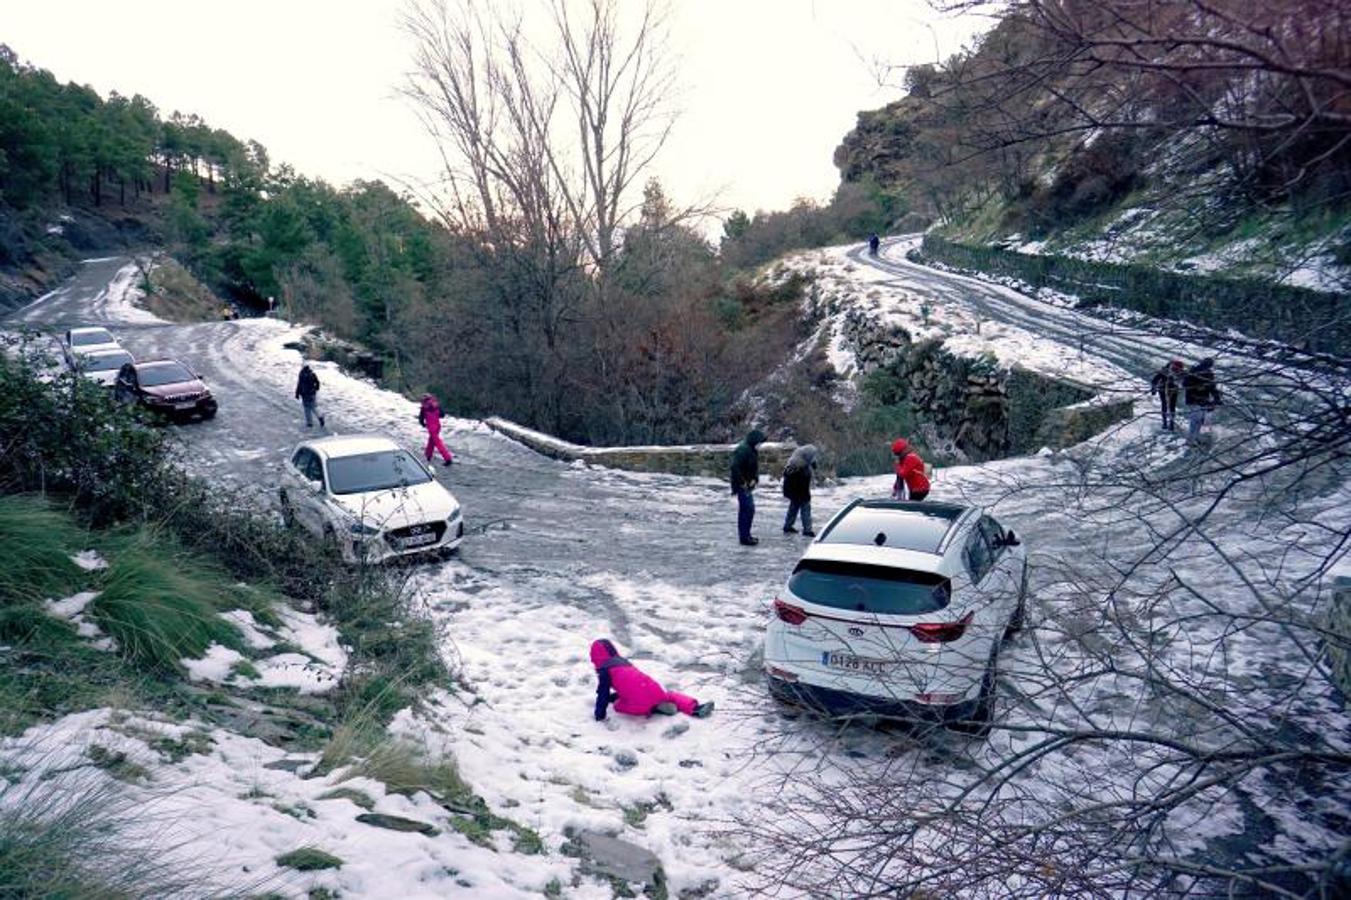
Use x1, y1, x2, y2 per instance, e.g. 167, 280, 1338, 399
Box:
7, 255, 1348, 898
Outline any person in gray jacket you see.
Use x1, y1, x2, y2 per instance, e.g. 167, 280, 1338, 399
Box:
781, 444, 819, 537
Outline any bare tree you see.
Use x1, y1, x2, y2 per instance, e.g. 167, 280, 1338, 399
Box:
401, 0, 686, 432
401, 0, 677, 275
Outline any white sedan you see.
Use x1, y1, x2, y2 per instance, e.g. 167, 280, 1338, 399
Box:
764, 499, 1027, 736
278, 434, 464, 564
62, 327, 122, 366
69, 348, 135, 387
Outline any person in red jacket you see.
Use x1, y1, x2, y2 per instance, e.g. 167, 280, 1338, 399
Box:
890, 438, 930, 501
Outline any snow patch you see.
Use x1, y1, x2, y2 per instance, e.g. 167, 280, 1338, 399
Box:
183, 643, 247, 682
71, 549, 108, 571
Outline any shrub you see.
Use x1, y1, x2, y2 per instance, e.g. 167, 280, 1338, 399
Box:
0, 494, 86, 606
0, 760, 208, 896
90, 532, 244, 672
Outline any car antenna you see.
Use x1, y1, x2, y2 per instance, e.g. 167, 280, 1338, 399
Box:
874, 532, 887, 546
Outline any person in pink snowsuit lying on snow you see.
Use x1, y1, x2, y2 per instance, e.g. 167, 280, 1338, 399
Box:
590, 639, 714, 720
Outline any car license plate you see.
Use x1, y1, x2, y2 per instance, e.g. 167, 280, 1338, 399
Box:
399, 532, 437, 548
173, 401, 195, 411
822, 652, 891, 674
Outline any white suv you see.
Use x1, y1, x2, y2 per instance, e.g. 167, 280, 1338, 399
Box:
763, 500, 1027, 734
279, 434, 464, 564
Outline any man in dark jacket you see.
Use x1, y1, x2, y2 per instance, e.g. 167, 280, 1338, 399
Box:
730, 429, 766, 546
295, 363, 324, 428
1150, 359, 1185, 431
1182, 358, 1220, 443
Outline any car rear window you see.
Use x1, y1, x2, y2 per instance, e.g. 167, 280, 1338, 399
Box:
326, 449, 432, 495
82, 351, 134, 372
819, 503, 963, 553
788, 559, 951, 616
71, 329, 114, 346
136, 363, 195, 386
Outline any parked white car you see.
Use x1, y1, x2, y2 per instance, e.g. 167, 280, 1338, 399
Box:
62, 327, 121, 366
278, 434, 464, 564
69, 347, 135, 387
763, 499, 1027, 735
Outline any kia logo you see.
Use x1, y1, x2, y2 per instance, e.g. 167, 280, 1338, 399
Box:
848, 627, 864, 637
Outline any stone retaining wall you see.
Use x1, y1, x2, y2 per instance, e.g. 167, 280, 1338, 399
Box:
816, 292, 1129, 460
486, 417, 797, 480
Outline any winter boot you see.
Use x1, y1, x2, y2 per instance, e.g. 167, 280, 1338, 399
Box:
783, 526, 798, 534
693, 702, 715, 719
739, 537, 759, 547
653, 701, 678, 716
802, 529, 816, 537
443, 458, 454, 468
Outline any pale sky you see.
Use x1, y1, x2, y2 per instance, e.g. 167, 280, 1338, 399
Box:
5, 1, 988, 222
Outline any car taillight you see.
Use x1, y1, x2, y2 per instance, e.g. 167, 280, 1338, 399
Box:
773, 598, 807, 626
909, 610, 974, 643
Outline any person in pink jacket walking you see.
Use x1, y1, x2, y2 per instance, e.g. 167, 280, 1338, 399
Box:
418, 394, 454, 467
590, 639, 714, 720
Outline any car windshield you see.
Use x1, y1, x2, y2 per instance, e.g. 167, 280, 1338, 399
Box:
82, 351, 134, 372
326, 449, 432, 495
71, 329, 114, 346
136, 363, 195, 386
789, 559, 951, 615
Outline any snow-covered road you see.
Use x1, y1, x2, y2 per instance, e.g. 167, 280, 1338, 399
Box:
8, 255, 1348, 898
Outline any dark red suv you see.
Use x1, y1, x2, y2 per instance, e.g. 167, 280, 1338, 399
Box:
114, 359, 218, 421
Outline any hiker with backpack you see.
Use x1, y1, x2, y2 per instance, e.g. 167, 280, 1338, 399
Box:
590, 639, 714, 721
1150, 359, 1185, 432
1183, 358, 1222, 443
781, 444, 819, 537
868, 232, 881, 257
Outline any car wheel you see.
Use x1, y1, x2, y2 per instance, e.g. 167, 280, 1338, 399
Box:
201, 408, 217, 420
1007, 564, 1029, 636
278, 490, 295, 527
949, 654, 998, 738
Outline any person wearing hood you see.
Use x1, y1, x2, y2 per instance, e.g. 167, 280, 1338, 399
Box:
730, 429, 767, 546
418, 393, 454, 467
1149, 359, 1185, 432
781, 444, 819, 537
590, 639, 713, 721
890, 438, 930, 501
294, 363, 324, 429
1182, 358, 1221, 443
